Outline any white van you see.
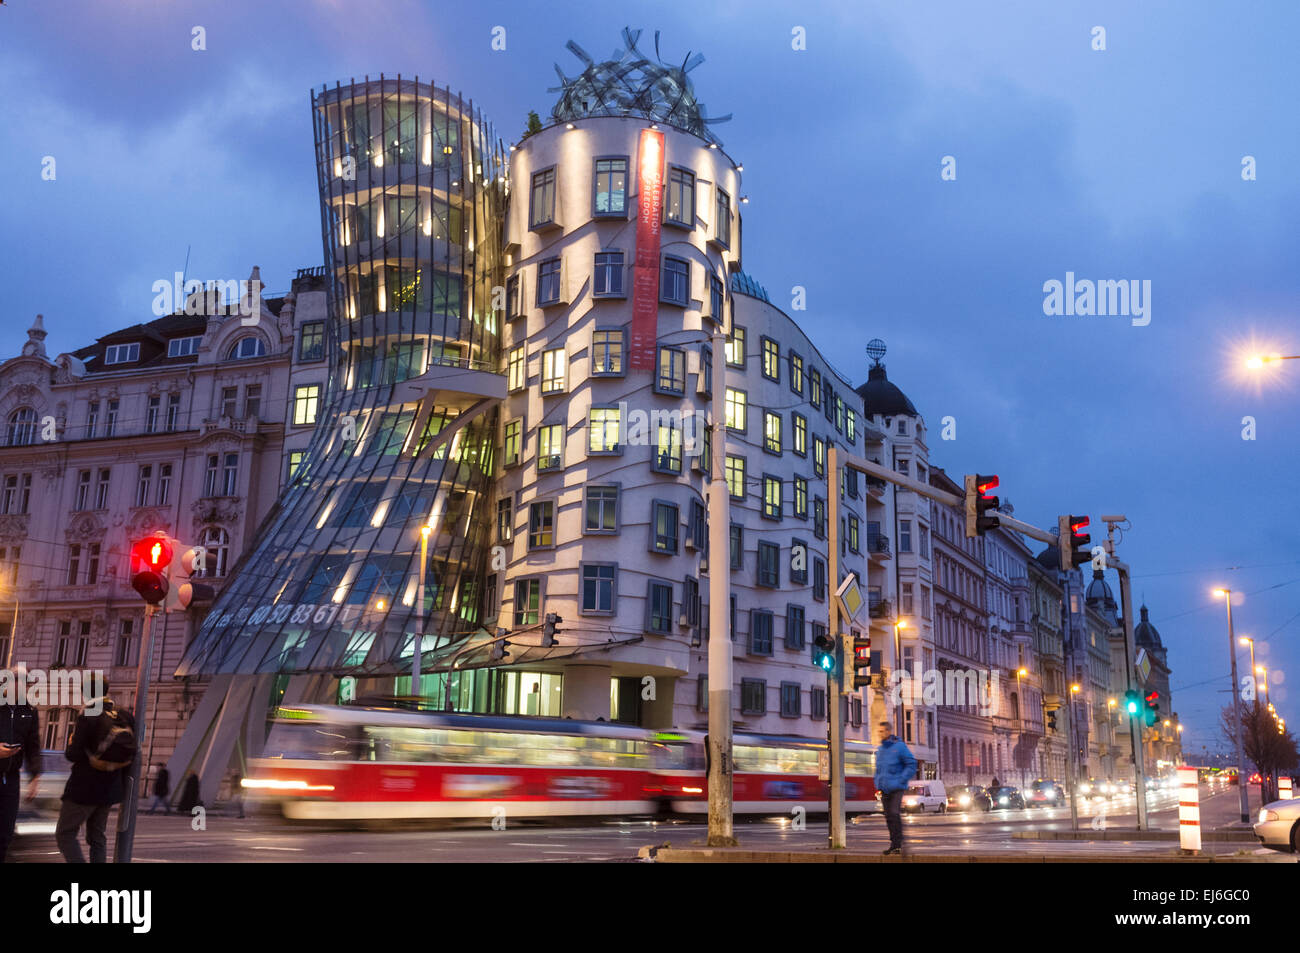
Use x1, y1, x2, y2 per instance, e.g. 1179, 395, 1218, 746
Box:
901, 779, 948, 813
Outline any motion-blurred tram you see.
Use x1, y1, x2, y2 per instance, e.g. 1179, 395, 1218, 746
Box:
243, 705, 879, 821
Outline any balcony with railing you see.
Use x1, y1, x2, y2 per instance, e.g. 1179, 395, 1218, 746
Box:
867, 532, 891, 561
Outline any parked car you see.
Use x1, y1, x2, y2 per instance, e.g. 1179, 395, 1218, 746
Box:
989, 785, 1025, 810
902, 779, 948, 814
1254, 797, 1300, 853
947, 785, 992, 812
1026, 778, 1064, 808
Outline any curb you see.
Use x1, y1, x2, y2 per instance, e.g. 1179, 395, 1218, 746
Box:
1012, 830, 1259, 843
647, 847, 1287, 864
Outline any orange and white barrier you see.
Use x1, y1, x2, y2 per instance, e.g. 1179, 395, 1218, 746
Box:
1280, 776, 1293, 799
1177, 766, 1201, 852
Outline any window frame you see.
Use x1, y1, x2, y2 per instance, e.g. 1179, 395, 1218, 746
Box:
583, 484, 620, 535
649, 499, 680, 555
579, 562, 618, 616
665, 165, 696, 228
528, 166, 557, 230
590, 328, 625, 377
660, 255, 690, 307
593, 249, 626, 298
587, 405, 622, 456
591, 156, 630, 218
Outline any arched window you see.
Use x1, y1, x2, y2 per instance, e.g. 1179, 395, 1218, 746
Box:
7, 407, 37, 446
227, 337, 267, 360
198, 527, 230, 578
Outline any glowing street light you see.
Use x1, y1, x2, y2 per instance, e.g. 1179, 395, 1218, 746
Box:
1245, 353, 1299, 369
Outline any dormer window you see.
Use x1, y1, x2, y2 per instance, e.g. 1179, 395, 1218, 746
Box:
168, 335, 202, 358
104, 342, 140, 364
228, 337, 267, 360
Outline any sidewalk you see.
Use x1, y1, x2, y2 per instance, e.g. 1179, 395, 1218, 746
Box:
641, 845, 1289, 863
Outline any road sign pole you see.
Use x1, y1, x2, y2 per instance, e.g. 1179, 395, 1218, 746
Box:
706, 327, 736, 846
1113, 558, 1149, 831
114, 602, 159, 863
827, 446, 846, 849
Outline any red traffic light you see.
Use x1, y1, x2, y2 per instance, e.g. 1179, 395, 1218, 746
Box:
1070, 516, 1090, 539
977, 475, 999, 499
1145, 690, 1159, 704
131, 534, 173, 571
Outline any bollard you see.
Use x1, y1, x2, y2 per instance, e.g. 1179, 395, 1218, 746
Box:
1280, 776, 1293, 800
1177, 766, 1201, 854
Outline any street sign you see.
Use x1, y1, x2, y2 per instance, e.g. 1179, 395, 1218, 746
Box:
1135, 648, 1151, 683
817, 749, 829, 781
835, 575, 865, 623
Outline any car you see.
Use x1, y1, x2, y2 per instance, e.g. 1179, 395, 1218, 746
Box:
947, 784, 992, 812
1253, 797, 1300, 853
1109, 778, 1134, 797
902, 779, 948, 814
989, 785, 1025, 810
1076, 777, 1107, 801
1026, 778, 1064, 808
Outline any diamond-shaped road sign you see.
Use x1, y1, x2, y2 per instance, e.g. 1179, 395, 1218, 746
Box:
1135, 648, 1151, 683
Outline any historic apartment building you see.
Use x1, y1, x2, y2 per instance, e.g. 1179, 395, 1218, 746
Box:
0, 268, 325, 761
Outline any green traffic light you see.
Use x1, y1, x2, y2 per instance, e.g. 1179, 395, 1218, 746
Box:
1126, 701, 1138, 714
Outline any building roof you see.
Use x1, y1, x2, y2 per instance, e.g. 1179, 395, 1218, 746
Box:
856, 363, 917, 417
1134, 604, 1163, 649
729, 271, 769, 302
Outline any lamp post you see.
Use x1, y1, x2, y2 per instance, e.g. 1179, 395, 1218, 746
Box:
1017, 667, 1028, 788
1245, 353, 1300, 369
413, 524, 431, 703
1213, 588, 1251, 823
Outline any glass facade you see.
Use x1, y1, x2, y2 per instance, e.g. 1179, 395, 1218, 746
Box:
179, 77, 506, 678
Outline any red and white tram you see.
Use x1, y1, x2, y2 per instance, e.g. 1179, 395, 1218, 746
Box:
243, 705, 879, 821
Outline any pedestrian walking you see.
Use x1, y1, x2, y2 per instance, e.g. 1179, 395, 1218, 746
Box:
56, 684, 136, 863
228, 771, 244, 818
0, 694, 42, 863
874, 720, 918, 856
147, 763, 170, 814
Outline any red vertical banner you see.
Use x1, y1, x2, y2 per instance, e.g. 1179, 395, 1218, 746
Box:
630, 128, 664, 371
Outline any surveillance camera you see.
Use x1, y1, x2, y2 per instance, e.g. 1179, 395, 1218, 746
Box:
1099, 514, 1126, 523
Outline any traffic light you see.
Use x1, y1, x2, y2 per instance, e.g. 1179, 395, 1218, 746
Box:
165, 544, 214, 612
842, 631, 871, 692
1056, 515, 1091, 570
813, 631, 837, 677
541, 613, 562, 647
1144, 690, 1160, 727
1124, 689, 1141, 716
963, 474, 1000, 537
489, 627, 511, 662
130, 533, 174, 605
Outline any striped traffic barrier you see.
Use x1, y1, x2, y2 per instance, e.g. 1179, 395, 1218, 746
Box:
1177, 766, 1201, 853
1281, 776, 1293, 799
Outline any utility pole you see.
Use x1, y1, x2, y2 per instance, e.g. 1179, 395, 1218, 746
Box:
1217, 590, 1251, 823
827, 446, 846, 849
706, 326, 736, 846
115, 603, 159, 863
1061, 577, 1079, 831
1111, 557, 1149, 830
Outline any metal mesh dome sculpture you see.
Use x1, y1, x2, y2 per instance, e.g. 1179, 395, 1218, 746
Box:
550, 27, 731, 144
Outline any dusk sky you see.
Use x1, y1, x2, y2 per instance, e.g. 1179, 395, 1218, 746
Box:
2, 0, 1296, 754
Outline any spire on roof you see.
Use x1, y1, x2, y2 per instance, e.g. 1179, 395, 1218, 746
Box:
21, 313, 47, 358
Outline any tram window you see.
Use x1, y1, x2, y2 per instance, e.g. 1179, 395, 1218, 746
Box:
650, 742, 704, 770
264, 722, 357, 761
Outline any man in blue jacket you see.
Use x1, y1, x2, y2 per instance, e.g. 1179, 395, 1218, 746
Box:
873, 720, 917, 855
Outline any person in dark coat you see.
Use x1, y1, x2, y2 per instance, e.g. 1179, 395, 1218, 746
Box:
0, 694, 43, 863
177, 771, 201, 813
147, 763, 170, 814
56, 688, 135, 864
873, 720, 918, 856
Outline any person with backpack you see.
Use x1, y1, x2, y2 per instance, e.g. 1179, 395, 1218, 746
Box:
56, 683, 136, 864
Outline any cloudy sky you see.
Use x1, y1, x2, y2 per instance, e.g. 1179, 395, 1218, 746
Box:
2, 0, 1297, 755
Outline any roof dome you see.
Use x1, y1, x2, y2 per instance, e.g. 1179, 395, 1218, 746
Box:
1034, 546, 1058, 569
1085, 573, 1116, 607
1134, 604, 1162, 648
856, 363, 917, 417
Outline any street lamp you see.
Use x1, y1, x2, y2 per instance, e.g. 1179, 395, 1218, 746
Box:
1213, 588, 1251, 823
1245, 353, 1300, 369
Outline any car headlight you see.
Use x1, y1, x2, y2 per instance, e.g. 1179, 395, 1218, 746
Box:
1046, 790, 1056, 800
1260, 809, 1278, 823
1079, 784, 1090, 793
959, 795, 971, 805
903, 797, 917, 805
999, 797, 1008, 805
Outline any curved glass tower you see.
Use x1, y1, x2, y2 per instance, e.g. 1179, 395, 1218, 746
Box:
179, 76, 506, 679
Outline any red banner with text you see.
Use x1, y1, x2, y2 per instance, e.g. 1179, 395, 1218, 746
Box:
630, 128, 664, 371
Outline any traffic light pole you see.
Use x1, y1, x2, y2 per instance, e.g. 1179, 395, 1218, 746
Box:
114, 603, 159, 863
1110, 555, 1149, 831
706, 327, 736, 846
827, 447, 846, 849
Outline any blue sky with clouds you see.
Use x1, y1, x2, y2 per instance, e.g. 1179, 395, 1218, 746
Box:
2, 0, 1297, 755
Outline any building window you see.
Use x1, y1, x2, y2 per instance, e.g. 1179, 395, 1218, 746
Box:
220, 452, 238, 496
761, 337, 780, 381
145, 395, 161, 433
714, 187, 730, 246
284, 454, 302, 484
699, 345, 713, 396
537, 424, 563, 470
725, 455, 745, 500
813, 497, 826, 539
757, 541, 780, 588
537, 258, 562, 306
506, 275, 521, 320
591, 329, 624, 375
219, 386, 238, 419
810, 369, 822, 408
813, 557, 826, 601
848, 515, 861, 553
846, 409, 856, 443
134, 465, 151, 508
785, 605, 806, 650
514, 579, 541, 626
67, 544, 81, 586
587, 406, 621, 455
900, 519, 913, 553
199, 526, 230, 577
104, 400, 118, 437
593, 251, 624, 297
94, 469, 110, 509
836, 397, 846, 434
85, 543, 101, 584
762, 476, 782, 520
580, 563, 617, 615
507, 344, 526, 392
541, 348, 566, 394
85, 401, 100, 439
780, 682, 801, 718
750, 610, 774, 655
244, 384, 262, 419
790, 414, 807, 457
228, 337, 266, 360
646, 581, 674, 634
724, 388, 746, 433
653, 421, 682, 474
104, 342, 140, 364
502, 419, 522, 467
299, 321, 325, 361
656, 347, 686, 394
764, 412, 782, 454
811, 686, 826, 720
789, 352, 804, 394
793, 478, 809, 520
660, 256, 689, 306
689, 500, 706, 551
116, 619, 135, 667
666, 167, 695, 226
166, 393, 181, 431
167, 335, 201, 358
709, 275, 724, 321
920, 524, 930, 559
651, 501, 679, 554
741, 678, 766, 714
529, 167, 556, 228
74, 470, 90, 510
293, 385, 320, 425
528, 502, 554, 550
593, 157, 628, 215
584, 485, 619, 533
725, 325, 746, 368
496, 498, 513, 544
813, 437, 826, 477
